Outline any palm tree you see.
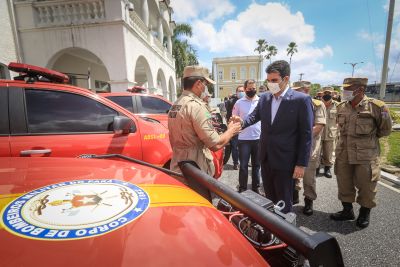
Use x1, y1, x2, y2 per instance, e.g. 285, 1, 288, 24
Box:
286, 42, 298, 65
265, 45, 278, 64
172, 23, 199, 79
254, 39, 268, 55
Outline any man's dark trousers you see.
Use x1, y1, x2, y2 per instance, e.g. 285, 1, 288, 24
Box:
261, 163, 294, 213
238, 139, 261, 191
231, 135, 239, 166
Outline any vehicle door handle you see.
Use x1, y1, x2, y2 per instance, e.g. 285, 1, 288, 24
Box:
20, 149, 52, 156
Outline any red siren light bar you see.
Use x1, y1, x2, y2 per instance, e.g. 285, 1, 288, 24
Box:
8, 62, 69, 84
127, 86, 148, 94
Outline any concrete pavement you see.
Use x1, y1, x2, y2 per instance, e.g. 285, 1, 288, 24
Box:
218, 161, 400, 267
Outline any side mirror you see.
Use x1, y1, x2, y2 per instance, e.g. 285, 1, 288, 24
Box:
113, 116, 136, 134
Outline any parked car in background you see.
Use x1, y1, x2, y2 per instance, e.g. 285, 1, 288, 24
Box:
101, 92, 172, 128
0, 63, 171, 167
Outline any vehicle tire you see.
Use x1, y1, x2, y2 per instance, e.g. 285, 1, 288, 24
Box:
223, 144, 231, 165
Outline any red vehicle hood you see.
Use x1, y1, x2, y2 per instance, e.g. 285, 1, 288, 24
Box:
0, 157, 268, 267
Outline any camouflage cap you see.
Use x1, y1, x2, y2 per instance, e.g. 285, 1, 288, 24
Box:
183, 65, 216, 84
322, 86, 334, 94
316, 91, 323, 96
342, 77, 368, 88
292, 80, 311, 90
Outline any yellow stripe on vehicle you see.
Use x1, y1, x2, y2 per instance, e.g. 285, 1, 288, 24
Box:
0, 184, 212, 230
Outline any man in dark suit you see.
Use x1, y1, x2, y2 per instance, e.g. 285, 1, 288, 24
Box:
235, 60, 313, 213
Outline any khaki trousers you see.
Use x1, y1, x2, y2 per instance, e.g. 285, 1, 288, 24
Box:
334, 159, 380, 208
321, 140, 335, 166
302, 160, 318, 200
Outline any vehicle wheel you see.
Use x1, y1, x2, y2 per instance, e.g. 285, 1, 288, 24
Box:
223, 144, 231, 165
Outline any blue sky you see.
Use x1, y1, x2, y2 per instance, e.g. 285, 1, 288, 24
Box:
170, 0, 400, 85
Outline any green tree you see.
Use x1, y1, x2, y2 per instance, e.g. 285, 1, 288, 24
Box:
286, 42, 298, 65
172, 23, 199, 82
265, 45, 278, 64
254, 39, 268, 55
310, 83, 321, 97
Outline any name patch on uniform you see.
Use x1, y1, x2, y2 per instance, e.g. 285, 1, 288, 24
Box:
1, 179, 150, 240
168, 105, 181, 118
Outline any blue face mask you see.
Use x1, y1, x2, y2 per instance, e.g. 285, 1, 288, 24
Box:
237, 92, 245, 98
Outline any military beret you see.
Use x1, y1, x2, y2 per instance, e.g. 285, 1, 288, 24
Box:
342, 77, 368, 88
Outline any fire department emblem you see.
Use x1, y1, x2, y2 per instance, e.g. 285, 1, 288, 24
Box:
1, 180, 150, 240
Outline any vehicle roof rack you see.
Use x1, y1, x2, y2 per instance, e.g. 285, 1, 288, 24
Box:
8, 62, 69, 84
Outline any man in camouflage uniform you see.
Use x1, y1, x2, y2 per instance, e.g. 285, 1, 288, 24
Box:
319, 87, 339, 178
168, 65, 241, 178
330, 78, 392, 228
292, 81, 326, 215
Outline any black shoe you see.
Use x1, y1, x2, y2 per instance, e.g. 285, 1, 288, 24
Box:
233, 164, 239, 170
316, 167, 321, 176
303, 198, 313, 216
293, 190, 299, 205
252, 187, 262, 195
324, 166, 332, 178
330, 202, 355, 221
356, 207, 371, 228
238, 187, 246, 193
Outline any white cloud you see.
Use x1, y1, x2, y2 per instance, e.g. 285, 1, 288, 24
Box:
188, 2, 340, 84
170, 0, 235, 22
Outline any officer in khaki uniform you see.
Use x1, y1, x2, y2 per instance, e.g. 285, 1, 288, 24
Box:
292, 81, 326, 215
330, 77, 392, 228
319, 87, 339, 178
168, 66, 241, 178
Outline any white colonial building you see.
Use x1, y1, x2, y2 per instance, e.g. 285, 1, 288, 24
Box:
0, 0, 177, 100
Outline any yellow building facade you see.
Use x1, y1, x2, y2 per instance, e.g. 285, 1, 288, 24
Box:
212, 56, 263, 99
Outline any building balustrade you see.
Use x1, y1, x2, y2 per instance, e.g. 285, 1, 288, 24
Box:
34, 0, 105, 26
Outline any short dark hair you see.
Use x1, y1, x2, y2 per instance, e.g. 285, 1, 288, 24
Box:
236, 85, 244, 92
244, 79, 255, 88
183, 76, 203, 90
266, 60, 290, 79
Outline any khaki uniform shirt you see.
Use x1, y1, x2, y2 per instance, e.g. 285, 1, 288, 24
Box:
322, 101, 338, 141
336, 96, 392, 164
310, 99, 327, 161
168, 90, 220, 176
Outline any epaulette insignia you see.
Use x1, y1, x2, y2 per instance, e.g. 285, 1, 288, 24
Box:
312, 99, 322, 106
370, 98, 385, 108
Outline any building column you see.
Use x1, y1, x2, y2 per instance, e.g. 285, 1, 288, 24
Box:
141, 0, 149, 27
158, 17, 164, 43
167, 35, 172, 53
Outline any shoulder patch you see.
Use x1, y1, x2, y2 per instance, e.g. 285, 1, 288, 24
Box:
312, 99, 322, 106
370, 98, 386, 108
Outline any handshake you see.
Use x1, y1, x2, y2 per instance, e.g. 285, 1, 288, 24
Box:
227, 115, 243, 136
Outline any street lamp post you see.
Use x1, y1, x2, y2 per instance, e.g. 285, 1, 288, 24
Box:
299, 73, 304, 81
344, 62, 364, 77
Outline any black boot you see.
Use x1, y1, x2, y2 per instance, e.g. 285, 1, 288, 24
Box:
293, 189, 299, 205
330, 202, 355, 221
303, 198, 313, 216
316, 167, 321, 176
356, 207, 371, 228
324, 166, 332, 178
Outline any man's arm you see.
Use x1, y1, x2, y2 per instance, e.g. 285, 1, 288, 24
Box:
240, 97, 262, 129
296, 96, 313, 167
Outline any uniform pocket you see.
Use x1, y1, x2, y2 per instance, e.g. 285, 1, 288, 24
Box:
355, 117, 374, 135
356, 144, 377, 161
329, 110, 337, 119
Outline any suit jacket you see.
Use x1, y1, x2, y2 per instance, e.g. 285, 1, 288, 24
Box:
243, 88, 313, 171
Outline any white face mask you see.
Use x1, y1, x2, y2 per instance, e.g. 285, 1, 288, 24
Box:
267, 82, 282, 94
342, 90, 355, 101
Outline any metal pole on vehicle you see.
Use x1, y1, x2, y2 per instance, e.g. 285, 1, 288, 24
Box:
87, 67, 91, 90
380, 0, 395, 100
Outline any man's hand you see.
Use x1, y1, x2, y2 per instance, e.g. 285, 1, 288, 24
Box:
293, 165, 305, 179
227, 120, 242, 135
229, 115, 243, 125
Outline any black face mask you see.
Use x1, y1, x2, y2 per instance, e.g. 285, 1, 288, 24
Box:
322, 94, 332, 101
245, 89, 256, 98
